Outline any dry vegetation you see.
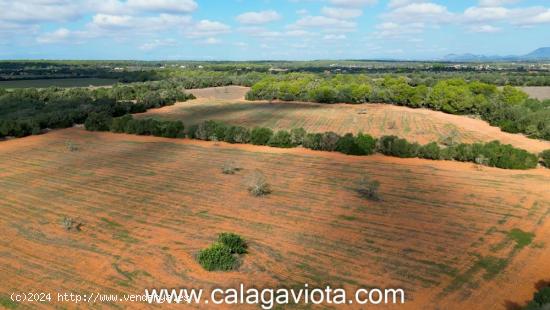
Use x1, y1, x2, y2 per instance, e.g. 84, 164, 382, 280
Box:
140, 86, 550, 154
0, 128, 549, 309
520, 86, 550, 100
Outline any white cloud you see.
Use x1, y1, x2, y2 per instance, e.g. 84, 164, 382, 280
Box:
323, 34, 347, 40
328, 0, 377, 7
463, 6, 509, 22
469, 24, 501, 32
37, 28, 72, 43
126, 0, 197, 14
478, 0, 519, 7
383, 2, 455, 24
92, 14, 133, 28
202, 37, 221, 45
185, 20, 230, 38
373, 21, 424, 38
0, 0, 82, 23
321, 7, 363, 19
289, 15, 356, 32
236, 10, 281, 25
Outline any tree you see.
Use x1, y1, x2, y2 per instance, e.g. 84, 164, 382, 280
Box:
355, 133, 377, 155
246, 170, 271, 196
84, 112, 112, 131
418, 142, 441, 160
540, 149, 550, 168
290, 128, 307, 146
268, 130, 293, 148
336, 133, 363, 155
250, 127, 274, 145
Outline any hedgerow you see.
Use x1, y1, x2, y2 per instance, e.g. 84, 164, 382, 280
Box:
89, 116, 539, 170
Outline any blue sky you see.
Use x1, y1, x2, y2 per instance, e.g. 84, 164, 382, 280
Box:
0, 0, 549, 60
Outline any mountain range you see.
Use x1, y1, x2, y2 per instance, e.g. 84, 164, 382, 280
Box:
443, 47, 550, 62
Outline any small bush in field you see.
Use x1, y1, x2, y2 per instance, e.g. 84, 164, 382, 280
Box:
246, 170, 271, 197
540, 149, 550, 168
222, 161, 241, 174
218, 233, 247, 254
62, 217, 82, 231
197, 242, 238, 271
356, 176, 380, 201
65, 140, 78, 152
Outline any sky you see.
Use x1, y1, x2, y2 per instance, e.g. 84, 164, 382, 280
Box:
0, 0, 549, 60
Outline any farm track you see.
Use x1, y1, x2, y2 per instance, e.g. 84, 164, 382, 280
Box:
140, 86, 550, 154
0, 128, 549, 309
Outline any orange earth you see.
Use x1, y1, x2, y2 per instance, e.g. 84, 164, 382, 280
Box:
140, 86, 550, 154
0, 126, 549, 309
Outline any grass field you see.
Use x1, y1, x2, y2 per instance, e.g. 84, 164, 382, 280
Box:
141, 86, 550, 154
1, 128, 549, 309
0, 78, 118, 89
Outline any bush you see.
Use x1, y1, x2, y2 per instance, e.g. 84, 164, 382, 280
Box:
524, 286, 550, 310
319, 132, 341, 151
194, 120, 226, 141
336, 133, 364, 155
303, 133, 323, 150
221, 161, 241, 175
218, 233, 247, 254
356, 176, 380, 201
355, 133, 377, 155
62, 217, 82, 231
540, 149, 550, 167
197, 242, 238, 271
84, 112, 112, 131
418, 142, 441, 160
377, 135, 419, 158
250, 127, 273, 145
246, 170, 271, 196
268, 130, 293, 148
290, 128, 307, 146
110, 115, 133, 133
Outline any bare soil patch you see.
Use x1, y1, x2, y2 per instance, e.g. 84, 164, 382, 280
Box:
1, 128, 549, 309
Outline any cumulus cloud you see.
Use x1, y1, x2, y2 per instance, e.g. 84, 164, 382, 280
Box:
236, 10, 281, 25
289, 15, 356, 32
478, 0, 519, 7
328, 0, 377, 7
185, 20, 231, 38
0, 0, 82, 23
126, 0, 197, 14
321, 7, 363, 19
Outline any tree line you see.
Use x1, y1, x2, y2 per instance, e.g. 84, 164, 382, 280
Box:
246, 74, 550, 140
86, 115, 544, 170
0, 83, 194, 139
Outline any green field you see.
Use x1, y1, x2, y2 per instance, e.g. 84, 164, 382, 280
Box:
0, 78, 118, 88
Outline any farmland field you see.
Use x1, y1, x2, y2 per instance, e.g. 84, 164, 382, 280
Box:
0, 128, 549, 309
141, 86, 550, 154
520, 86, 550, 100
0, 78, 118, 89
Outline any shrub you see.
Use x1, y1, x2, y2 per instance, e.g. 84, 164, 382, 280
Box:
524, 286, 550, 310
268, 130, 293, 148
377, 135, 419, 158
336, 133, 364, 155
540, 149, 550, 167
65, 140, 78, 152
110, 115, 133, 133
197, 242, 238, 271
159, 121, 185, 138
290, 128, 307, 146
246, 170, 271, 196
355, 133, 377, 155
418, 142, 441, 160
356, 176, 380, 201
303, 133, 323, 150
62, 217, 82, 231
221, 161, 241, 175
250, 127, 273, 145
232, 126, 251, 144
319, 132, 341, 151
84, 112, 112, 131
218, 233, 247, 254
195, 120, 226, 141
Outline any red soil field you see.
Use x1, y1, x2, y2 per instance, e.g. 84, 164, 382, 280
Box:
141, 86, 550, 154
0, 128, 549, 309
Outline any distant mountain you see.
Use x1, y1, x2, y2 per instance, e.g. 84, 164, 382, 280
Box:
443, 47, 550, 62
